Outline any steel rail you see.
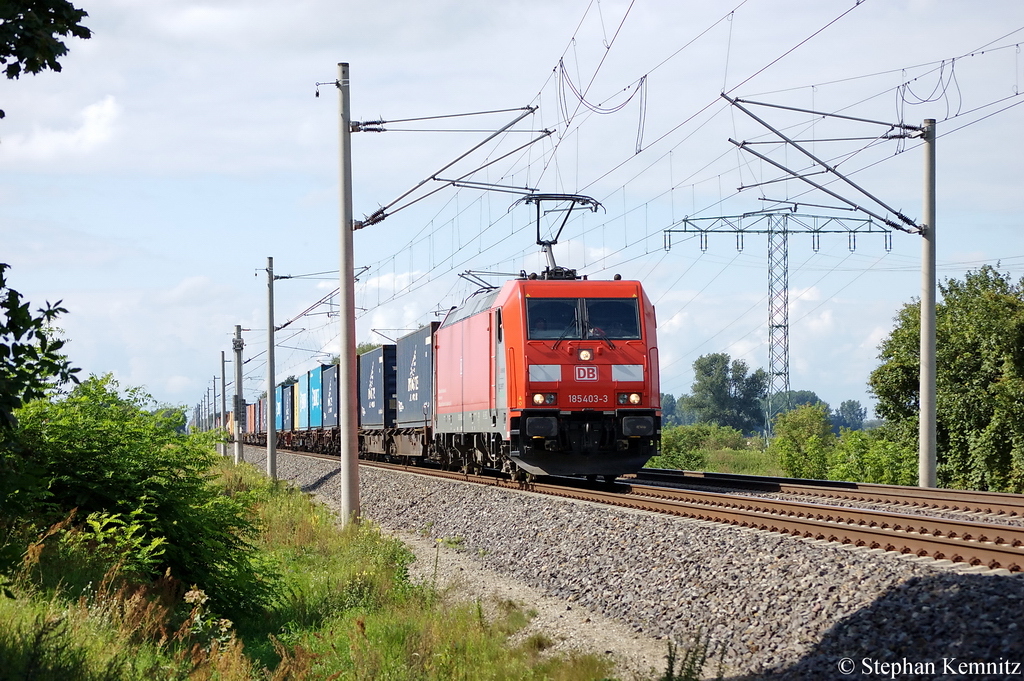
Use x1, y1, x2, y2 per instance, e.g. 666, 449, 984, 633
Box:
635, 469, 1024, 517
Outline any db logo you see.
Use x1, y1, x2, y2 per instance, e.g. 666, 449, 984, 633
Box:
574, 366, 599, 381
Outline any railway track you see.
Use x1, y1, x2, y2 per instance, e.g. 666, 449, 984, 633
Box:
285, 450, 1024, 572
634, 468, 1024, 521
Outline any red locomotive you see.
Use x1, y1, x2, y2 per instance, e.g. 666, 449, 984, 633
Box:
429, 267, 661, 478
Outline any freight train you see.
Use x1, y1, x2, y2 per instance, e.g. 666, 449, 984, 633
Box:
240, 197, 662, 479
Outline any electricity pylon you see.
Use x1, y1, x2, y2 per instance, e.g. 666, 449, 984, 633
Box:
664, 211, 892, 434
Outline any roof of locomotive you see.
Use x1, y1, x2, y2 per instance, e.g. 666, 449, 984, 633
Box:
512, 276, 644, 298
440, 275, 649, 329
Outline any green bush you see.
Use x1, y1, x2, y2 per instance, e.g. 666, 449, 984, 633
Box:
1, 263, 80, 577
14, 374, 278, 617
827, 426, 917, 486
770, 404, 919, 485
648, 423, 746, 470
770, 403, 835, 479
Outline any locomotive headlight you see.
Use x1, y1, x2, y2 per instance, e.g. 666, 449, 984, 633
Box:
533, 393, 546, 405
629, 392, 642, 405
617, 392, 642, 405
578, 348, 593, 361
532, 393, 557, 406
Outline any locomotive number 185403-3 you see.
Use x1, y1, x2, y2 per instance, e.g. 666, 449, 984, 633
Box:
567, 394, 609, 404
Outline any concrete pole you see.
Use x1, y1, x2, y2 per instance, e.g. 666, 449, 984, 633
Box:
220, 351, 227, 456
233, 325, 244, 465
337, 62, 360, 524
919, 119, 937, 488
267, 257, 278, 479
213, 376, 218, 441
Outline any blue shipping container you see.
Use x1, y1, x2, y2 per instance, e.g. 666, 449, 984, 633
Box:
358, 345, 397, 428
297, 373, 309, 430
274, 386, 283, 431
281, 384, 294, 431
396, 323, 439, 427
322, 364, 339, 427
309, 366, 323, 428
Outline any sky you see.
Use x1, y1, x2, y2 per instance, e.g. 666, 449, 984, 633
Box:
3, 0, 1024, 422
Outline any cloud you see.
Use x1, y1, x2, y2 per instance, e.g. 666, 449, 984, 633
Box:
157, 276, 231, 308
1, 96, 120, 163
0, 216, 144, 271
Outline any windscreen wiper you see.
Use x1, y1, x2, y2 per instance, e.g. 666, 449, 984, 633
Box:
552, 316, 578, 350
591, 331, 616, 350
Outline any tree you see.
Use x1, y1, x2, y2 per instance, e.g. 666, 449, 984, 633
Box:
680, 353, 767, 435
766, 389, 829, 422
832, 399, 866, 432
1, 263, 79, 432
660, 393, 678, 426
869, 265, 1024, 492
662, 391, 722, 427
0, 0, 92, 119
781, 389, 826, 411
770, 403, 836, 479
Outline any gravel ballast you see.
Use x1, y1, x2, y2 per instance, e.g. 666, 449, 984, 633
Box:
245, 447, 1024, 680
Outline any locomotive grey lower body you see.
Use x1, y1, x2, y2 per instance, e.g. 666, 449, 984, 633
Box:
511, 409, 659, 477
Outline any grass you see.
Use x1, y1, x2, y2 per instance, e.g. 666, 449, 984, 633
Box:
703, 446, 786, 477
0, 457, 729, 680
223, 460, 624, 679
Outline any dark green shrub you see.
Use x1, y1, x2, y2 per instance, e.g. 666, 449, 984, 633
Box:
648, 423, 746, 470
770, 403, 835, 479
828, 424, 917, 486
15, 374, 278, 617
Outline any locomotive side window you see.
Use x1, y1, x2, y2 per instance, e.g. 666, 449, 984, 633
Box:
527, 298, 581, 340
584, 298, 641, 340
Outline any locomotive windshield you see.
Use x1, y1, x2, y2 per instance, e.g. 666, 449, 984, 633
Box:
584, 298, 641, 340
527, 298, 580, 340
527, 297, 640, 340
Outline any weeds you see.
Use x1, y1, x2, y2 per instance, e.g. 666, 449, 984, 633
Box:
706, 446, 786, 477
659, 631, 726, 681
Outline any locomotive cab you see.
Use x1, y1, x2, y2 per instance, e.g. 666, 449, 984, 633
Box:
509, 277, 660, 477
